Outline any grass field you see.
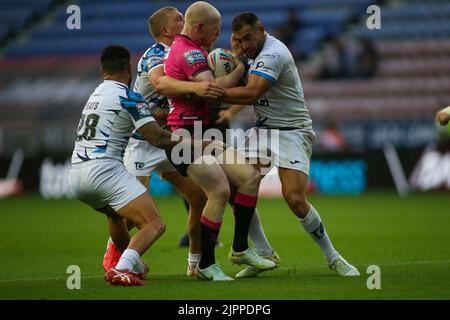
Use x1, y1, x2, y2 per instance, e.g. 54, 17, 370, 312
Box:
0, 192, 449, 300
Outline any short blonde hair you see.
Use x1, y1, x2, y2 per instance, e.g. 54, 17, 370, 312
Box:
148, 6, 178, 39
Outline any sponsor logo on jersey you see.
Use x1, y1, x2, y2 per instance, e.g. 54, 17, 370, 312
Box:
184, 50, 206, 66
261, 52, 281, 60
255, 61, 265, 70
254, 99, 269, 107
147, 56, 163, 70
135, 162, 145, 170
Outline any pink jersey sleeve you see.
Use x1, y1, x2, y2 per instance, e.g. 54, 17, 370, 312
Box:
180, 49, 210, 78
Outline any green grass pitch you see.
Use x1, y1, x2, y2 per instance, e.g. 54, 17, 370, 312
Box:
0, 192, 449, 300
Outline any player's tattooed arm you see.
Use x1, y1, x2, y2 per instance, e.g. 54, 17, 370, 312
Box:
222, 73, 272, 105
137, 121, 182, 150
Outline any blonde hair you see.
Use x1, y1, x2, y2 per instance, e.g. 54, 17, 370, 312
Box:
148, 6, 178, 39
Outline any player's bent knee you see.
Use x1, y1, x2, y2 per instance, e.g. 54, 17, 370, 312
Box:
141, 214, 166, 236
133, 206, 164, 230
207, 183, 230, 203
245, 167, 261, 189
154, 218, 166, 237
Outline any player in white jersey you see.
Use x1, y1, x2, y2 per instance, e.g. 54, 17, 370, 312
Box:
69, 44, 195, 286
104, 6, 279, 279
103, 7, 207, 276
218, 12, 360, 277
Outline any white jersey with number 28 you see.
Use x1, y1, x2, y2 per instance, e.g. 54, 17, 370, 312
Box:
71, 80, 155, 164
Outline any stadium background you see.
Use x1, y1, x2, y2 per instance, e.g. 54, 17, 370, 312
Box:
0, 0, 449, 300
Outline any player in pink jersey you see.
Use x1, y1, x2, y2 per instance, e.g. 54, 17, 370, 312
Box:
164, 35, 210, 130
163, 19, 244, 130
159, 1, 276, 281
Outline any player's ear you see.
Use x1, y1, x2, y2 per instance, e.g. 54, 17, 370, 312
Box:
100, 66, 107, 78
127, 63, 132, 77
258, 23, 265, 35
160, 26, 169, 38
197, 22, 204, 34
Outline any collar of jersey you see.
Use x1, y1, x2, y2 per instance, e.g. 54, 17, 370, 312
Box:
103, 79, 129, 88
176, 34, 202, 48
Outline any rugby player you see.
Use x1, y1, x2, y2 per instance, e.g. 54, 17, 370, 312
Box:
68, 45, 200, 286
221, 12, 360, 277
102, 6, 218, 278
104, 5, 277, 281
160, 2, 276, 281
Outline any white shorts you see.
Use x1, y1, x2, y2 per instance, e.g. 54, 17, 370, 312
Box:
68, 158, 147, 212
238, 127, 316, 175
123, 139, 176, 177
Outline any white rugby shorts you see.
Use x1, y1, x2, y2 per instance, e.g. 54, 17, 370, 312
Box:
238, 127, 316, 175
68, 158, 147, 212
124, 138, 176, 177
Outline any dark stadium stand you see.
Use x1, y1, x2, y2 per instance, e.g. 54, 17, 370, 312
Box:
304, 1, 450, 123
2, 0, 373, 57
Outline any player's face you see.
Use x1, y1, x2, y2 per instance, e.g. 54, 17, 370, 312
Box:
199, 18, 221, 48
232, 24, 265, 59
166, 10, 184, 37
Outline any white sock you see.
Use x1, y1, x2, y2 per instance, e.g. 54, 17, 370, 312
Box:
248, 208, 274, 257
188, 252, 201, 269
299, 206, 339, 263
133, 259, 146, 273
115, 248, 140, 271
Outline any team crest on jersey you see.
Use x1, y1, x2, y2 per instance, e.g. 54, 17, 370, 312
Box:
184, 50, 206, 66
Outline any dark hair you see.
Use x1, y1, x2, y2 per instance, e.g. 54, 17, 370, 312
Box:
232, 12, 260, 32
100, 45, 131, 74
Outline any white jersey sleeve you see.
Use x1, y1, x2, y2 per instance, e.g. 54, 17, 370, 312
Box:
249, 49, 285, 84
71, 80, 155, 164
247, 34, 313, 130
132, 43, 170, 141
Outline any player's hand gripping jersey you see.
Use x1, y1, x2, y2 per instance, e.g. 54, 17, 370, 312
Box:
71, 80, 155, 164
163, 35, 211, 129
248, 34, 313, 131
